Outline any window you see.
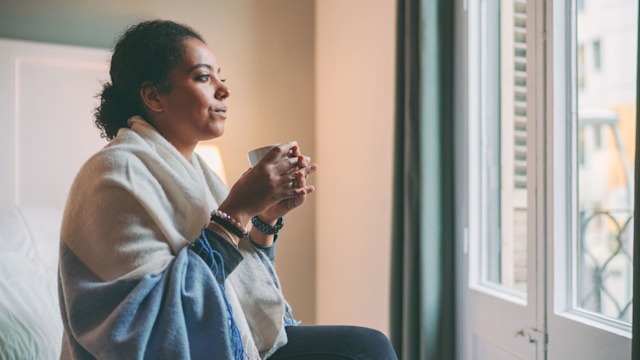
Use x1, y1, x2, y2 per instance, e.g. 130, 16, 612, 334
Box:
574, 1, 636, 325
461, 0, 636, 358
462, 1, 537, 356
477, 0, 529, 296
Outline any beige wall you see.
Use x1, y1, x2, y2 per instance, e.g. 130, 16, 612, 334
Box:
0, 0, 398, 331
315, 0, 396, 334
0, 0, 317, 324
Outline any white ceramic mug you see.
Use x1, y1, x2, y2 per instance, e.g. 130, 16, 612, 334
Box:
248, 144, 280, 167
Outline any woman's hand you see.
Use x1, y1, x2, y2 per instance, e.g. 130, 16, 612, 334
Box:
257, 146, 318, 224
217, 142, 317, 229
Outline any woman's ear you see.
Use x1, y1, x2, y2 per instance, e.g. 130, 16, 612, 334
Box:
140, 81, 164, 113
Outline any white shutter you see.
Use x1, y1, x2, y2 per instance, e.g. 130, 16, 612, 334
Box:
500, 0, 528, 290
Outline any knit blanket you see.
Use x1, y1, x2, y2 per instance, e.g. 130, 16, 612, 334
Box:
58, 116, 288, 359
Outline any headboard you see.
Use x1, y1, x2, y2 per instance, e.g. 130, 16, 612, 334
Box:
0, 38, 110, 359
0, 38, 110, 211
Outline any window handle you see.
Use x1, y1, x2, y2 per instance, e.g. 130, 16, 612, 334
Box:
515, 327, 546, 344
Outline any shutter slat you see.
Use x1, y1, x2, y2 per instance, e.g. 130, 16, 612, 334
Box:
509, 0, 528, 204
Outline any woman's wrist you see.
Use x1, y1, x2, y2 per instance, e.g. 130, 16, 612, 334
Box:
206, 221, 240, 247
216, 202, 251, 231
255, 213, 278, 226
209, 208, 250, 240
249, 227, 275, 247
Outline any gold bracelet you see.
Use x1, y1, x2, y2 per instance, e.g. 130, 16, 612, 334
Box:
208, 221, 239, 247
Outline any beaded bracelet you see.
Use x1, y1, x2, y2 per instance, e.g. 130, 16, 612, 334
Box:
251, 216, 284, 235
210, 209, 249, 238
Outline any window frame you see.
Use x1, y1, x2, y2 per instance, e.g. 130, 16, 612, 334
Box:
549, 0, 633, 338
467, 0, 531, 304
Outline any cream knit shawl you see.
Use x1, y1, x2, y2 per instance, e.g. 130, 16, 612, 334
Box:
60, 116, 288, 359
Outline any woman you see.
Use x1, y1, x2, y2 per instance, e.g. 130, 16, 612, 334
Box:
58, 20, 396, 360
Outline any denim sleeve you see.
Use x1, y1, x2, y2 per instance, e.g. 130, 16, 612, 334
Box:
190, 228, 244, 285
249, 234, 279, 262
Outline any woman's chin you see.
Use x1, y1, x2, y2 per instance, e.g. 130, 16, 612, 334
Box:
205, 124, 225, 140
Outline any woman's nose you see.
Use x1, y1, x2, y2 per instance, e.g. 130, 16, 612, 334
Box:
215, 83, 230, 100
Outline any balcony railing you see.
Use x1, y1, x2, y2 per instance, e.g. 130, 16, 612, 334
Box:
578, 209, 633, 322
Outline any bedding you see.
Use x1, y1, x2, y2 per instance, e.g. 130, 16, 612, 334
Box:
0, 206, 63, 360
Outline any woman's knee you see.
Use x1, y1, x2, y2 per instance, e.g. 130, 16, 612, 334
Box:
340, 326, 397, 359
275, 325, 398, 360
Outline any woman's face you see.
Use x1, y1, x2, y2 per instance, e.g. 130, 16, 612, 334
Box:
153, 37, 230, 151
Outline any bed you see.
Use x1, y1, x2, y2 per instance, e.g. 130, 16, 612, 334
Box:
0, 206, 64, 359
0, 38, 109, 359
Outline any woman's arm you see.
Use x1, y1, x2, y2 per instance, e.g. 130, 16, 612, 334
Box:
215, 142, 317, 246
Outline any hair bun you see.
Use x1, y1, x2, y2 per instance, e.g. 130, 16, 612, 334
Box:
94, 82, 133, 140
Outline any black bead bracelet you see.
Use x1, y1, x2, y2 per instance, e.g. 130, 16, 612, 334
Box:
251, 216, 284, 235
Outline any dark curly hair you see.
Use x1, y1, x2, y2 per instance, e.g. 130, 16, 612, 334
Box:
94, 20, 205, 140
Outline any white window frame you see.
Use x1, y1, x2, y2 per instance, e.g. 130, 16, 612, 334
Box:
549, 0, 634, 337
468, 0, 531, 304
460, 0, 633, 358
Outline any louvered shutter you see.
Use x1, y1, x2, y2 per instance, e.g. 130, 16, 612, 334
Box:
500, 0, 528, 290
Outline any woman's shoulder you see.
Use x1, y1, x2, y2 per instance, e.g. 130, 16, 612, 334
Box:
71, 128, 155, 190
81, 137, 142, 175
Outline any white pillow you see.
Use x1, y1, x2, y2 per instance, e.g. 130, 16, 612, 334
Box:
0, 206, 62, 270
0, 207, 63, 360
0, 255, 62, 359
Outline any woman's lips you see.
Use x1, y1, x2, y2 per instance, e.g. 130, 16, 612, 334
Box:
214, 106, 227, 117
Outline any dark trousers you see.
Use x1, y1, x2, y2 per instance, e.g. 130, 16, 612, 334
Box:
268, 325, 398, 360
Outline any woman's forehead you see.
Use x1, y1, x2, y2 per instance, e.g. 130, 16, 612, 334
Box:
180, 38, 220, 72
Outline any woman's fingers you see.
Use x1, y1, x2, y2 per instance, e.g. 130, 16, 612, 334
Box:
302, 162, 318, 177
260, 141, 298, 164
252, 159, 314, 200
289, 186, 314, 205
297, 156, 311, 168
290, 143, 303, 158
283, 157, 317, 175
276, 157, 301, 174
292, 190, 306, 206
296, 171, 305, 187
223, 142, 317, 220
293, 162, 318, 183
280, 161, 317, 189
249, 141, 317, 205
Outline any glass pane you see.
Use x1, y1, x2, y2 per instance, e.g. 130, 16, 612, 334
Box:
575, 0, 637, 323
480, 0, 528, 295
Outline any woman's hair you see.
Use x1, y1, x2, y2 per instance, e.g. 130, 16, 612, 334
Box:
94, 20, 205, 140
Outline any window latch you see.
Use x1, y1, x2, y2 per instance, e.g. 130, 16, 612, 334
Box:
515, 327, 547, 344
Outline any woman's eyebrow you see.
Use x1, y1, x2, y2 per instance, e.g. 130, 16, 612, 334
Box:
188, 63, 214, 72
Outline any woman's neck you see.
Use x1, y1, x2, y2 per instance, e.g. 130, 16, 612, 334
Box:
169, 139, 195, 161
145, 116, 195, 161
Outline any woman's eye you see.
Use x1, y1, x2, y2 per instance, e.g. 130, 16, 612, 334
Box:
196, 74, 210, 81
220, 78, 227, 83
